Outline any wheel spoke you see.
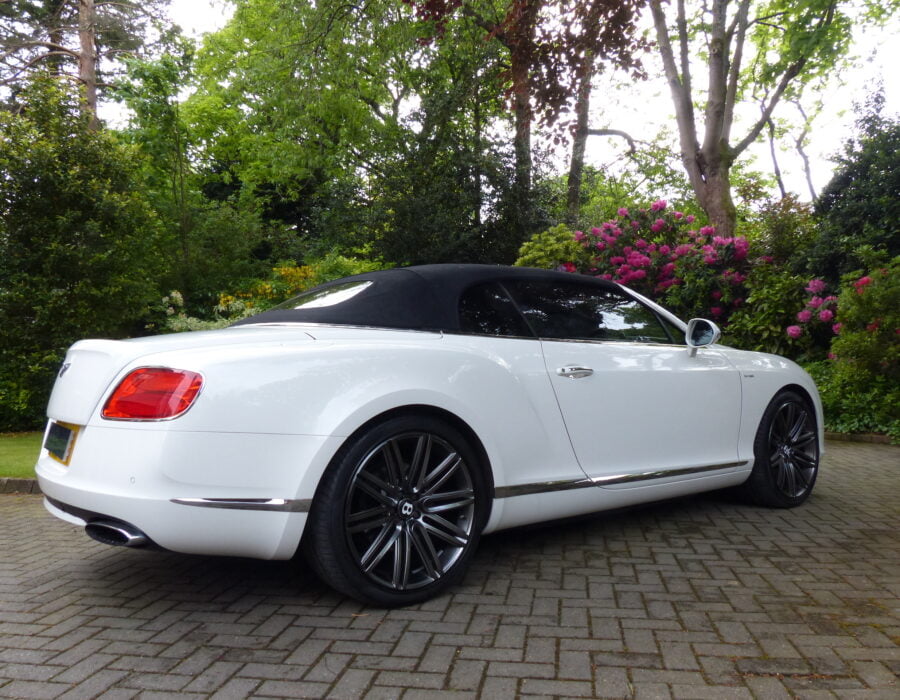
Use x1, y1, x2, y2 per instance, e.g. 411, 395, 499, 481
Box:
779, 458, 798, 496
792, 450, 818, 471
383, 439, 404, 487
409, 521, 443, 580
792, 430, 817, 450
788, 408, 809, 444
359, 522, 400, 572
392, 525, 412, 589
421, 488, 475, 513
347, 505, 392, 534
423, 453, 461, 495
408, 434, 432, 491
355, 470, 398, 506
421, 513, 469, 546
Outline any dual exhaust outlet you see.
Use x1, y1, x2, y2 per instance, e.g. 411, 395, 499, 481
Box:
85, 519, 149, 548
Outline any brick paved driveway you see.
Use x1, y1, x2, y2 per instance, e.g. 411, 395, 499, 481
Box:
1, 441, 898, 699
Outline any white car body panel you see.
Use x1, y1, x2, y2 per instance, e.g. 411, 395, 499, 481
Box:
36, 275, 825, 568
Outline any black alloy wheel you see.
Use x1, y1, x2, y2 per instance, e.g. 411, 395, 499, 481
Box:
305, 415, 487, 607
742, 390, 820, 507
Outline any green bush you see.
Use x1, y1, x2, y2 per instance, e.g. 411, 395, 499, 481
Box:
514, 224, 584, 270
0, 77, 163, 430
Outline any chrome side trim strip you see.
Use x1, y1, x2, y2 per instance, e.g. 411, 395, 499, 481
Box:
170, 497, 311, 513
494, 461, 749, 499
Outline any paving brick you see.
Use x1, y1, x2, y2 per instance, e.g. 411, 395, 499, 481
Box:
0, 441, 897, 698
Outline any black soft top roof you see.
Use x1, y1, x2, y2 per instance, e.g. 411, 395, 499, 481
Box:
232, 264, 621, 332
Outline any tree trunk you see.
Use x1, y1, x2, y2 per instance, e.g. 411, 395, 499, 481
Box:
697, 168, 737, 237
510, 56, 532, 237
566, 62, 593, 225
78, 0, 98, 129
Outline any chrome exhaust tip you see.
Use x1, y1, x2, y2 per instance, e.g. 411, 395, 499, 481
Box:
85, 519, 149, 547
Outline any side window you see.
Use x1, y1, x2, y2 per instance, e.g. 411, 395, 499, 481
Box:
505, 280, 674, 343
458, 282, 533, 337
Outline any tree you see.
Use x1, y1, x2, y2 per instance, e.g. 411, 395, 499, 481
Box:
0, 76, 162, 429
809, 89, 900, 281
1, 0, 168, 123
648, 0, 892, 236
407, 0, 647, 235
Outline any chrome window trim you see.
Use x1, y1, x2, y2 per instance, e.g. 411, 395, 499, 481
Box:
494, 461, 749, 499
170, 497, 311, 513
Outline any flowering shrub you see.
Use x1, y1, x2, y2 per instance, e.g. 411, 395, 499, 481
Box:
806, 258, 900, 442
527, 200, 757, 325
783, 278, 840, 351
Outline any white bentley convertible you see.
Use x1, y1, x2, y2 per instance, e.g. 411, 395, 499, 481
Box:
36, 265, 823, 606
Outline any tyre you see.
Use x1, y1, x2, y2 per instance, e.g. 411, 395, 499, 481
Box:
741, 390, 820, 508
304, 414, 488, 607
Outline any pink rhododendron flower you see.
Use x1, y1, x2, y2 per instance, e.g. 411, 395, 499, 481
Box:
617, 207, 629, 217
559, 262, 577, 273
855, 276, 873, 293
595, 242, 606, 251
650, 199, 667, 211
704, 255, 717, 265
786, 325, 803, 338
574, 230, 585, 241
661, 262, 676, 276
730, 272, 746, 284
832, 323, 842, 335
609, 256, 626, 265
818, 309, 834, 322
650, 219, 665, 233
659, 244, 671, 255
700, 225, 716, 236
600, 273, 613, 280
674, 244, 692, 257
805, 279, 827, 294
824, 295, 838, 303
685, 214, 696, 223
590, 227, 601, 236
635, 238, 648, 249
797, 310, 813, 322
732, 298, 743, 307
632, 220, 641, 229
710, 306, 723, 317
673, 211, 683, 219
759, 255, 774, 263
808, 296, 824, 308
712, 236, 731, 246
711, 290, 722, 300
828, 352, 836, 360
867, 320, 880, 332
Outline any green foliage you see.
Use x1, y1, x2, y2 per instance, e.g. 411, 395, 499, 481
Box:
803, 258, 899, 442
810, 90, 900, 281
806, 361, 899, 443
514, 224, 584, 269
746, 195, 817, 272
831, 258, 899, 379
0, 77, 162, 430
154, 254, 390, 333
724, 265, 808, 356
116, 47, 275, 314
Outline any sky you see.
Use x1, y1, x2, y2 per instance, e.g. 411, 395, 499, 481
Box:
164, 0, 899, 203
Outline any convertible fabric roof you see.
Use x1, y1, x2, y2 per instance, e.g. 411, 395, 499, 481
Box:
232, 264, 619, 332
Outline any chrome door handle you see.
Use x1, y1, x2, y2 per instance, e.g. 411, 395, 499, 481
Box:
556, 366, 593, 379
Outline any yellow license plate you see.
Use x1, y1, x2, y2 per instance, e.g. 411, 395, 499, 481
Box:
44, 421, 79, 466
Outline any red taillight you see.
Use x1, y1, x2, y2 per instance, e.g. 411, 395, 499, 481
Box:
102, 368, 203, 420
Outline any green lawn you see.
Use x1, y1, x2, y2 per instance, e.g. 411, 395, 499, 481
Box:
0, 432, 43, 478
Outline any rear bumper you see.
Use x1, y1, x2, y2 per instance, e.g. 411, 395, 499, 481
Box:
34, 424, 336, 560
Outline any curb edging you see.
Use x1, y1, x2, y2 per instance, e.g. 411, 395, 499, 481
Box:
0, 477, 42, 494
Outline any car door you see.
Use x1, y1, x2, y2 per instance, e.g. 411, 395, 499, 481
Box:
503, 279, 743, 484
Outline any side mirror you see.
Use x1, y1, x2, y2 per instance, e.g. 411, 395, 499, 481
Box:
685, 318, 721, 357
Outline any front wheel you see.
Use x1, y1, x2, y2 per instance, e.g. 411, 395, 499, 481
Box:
305, 415, 488, 607
741, 390, 820, 508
